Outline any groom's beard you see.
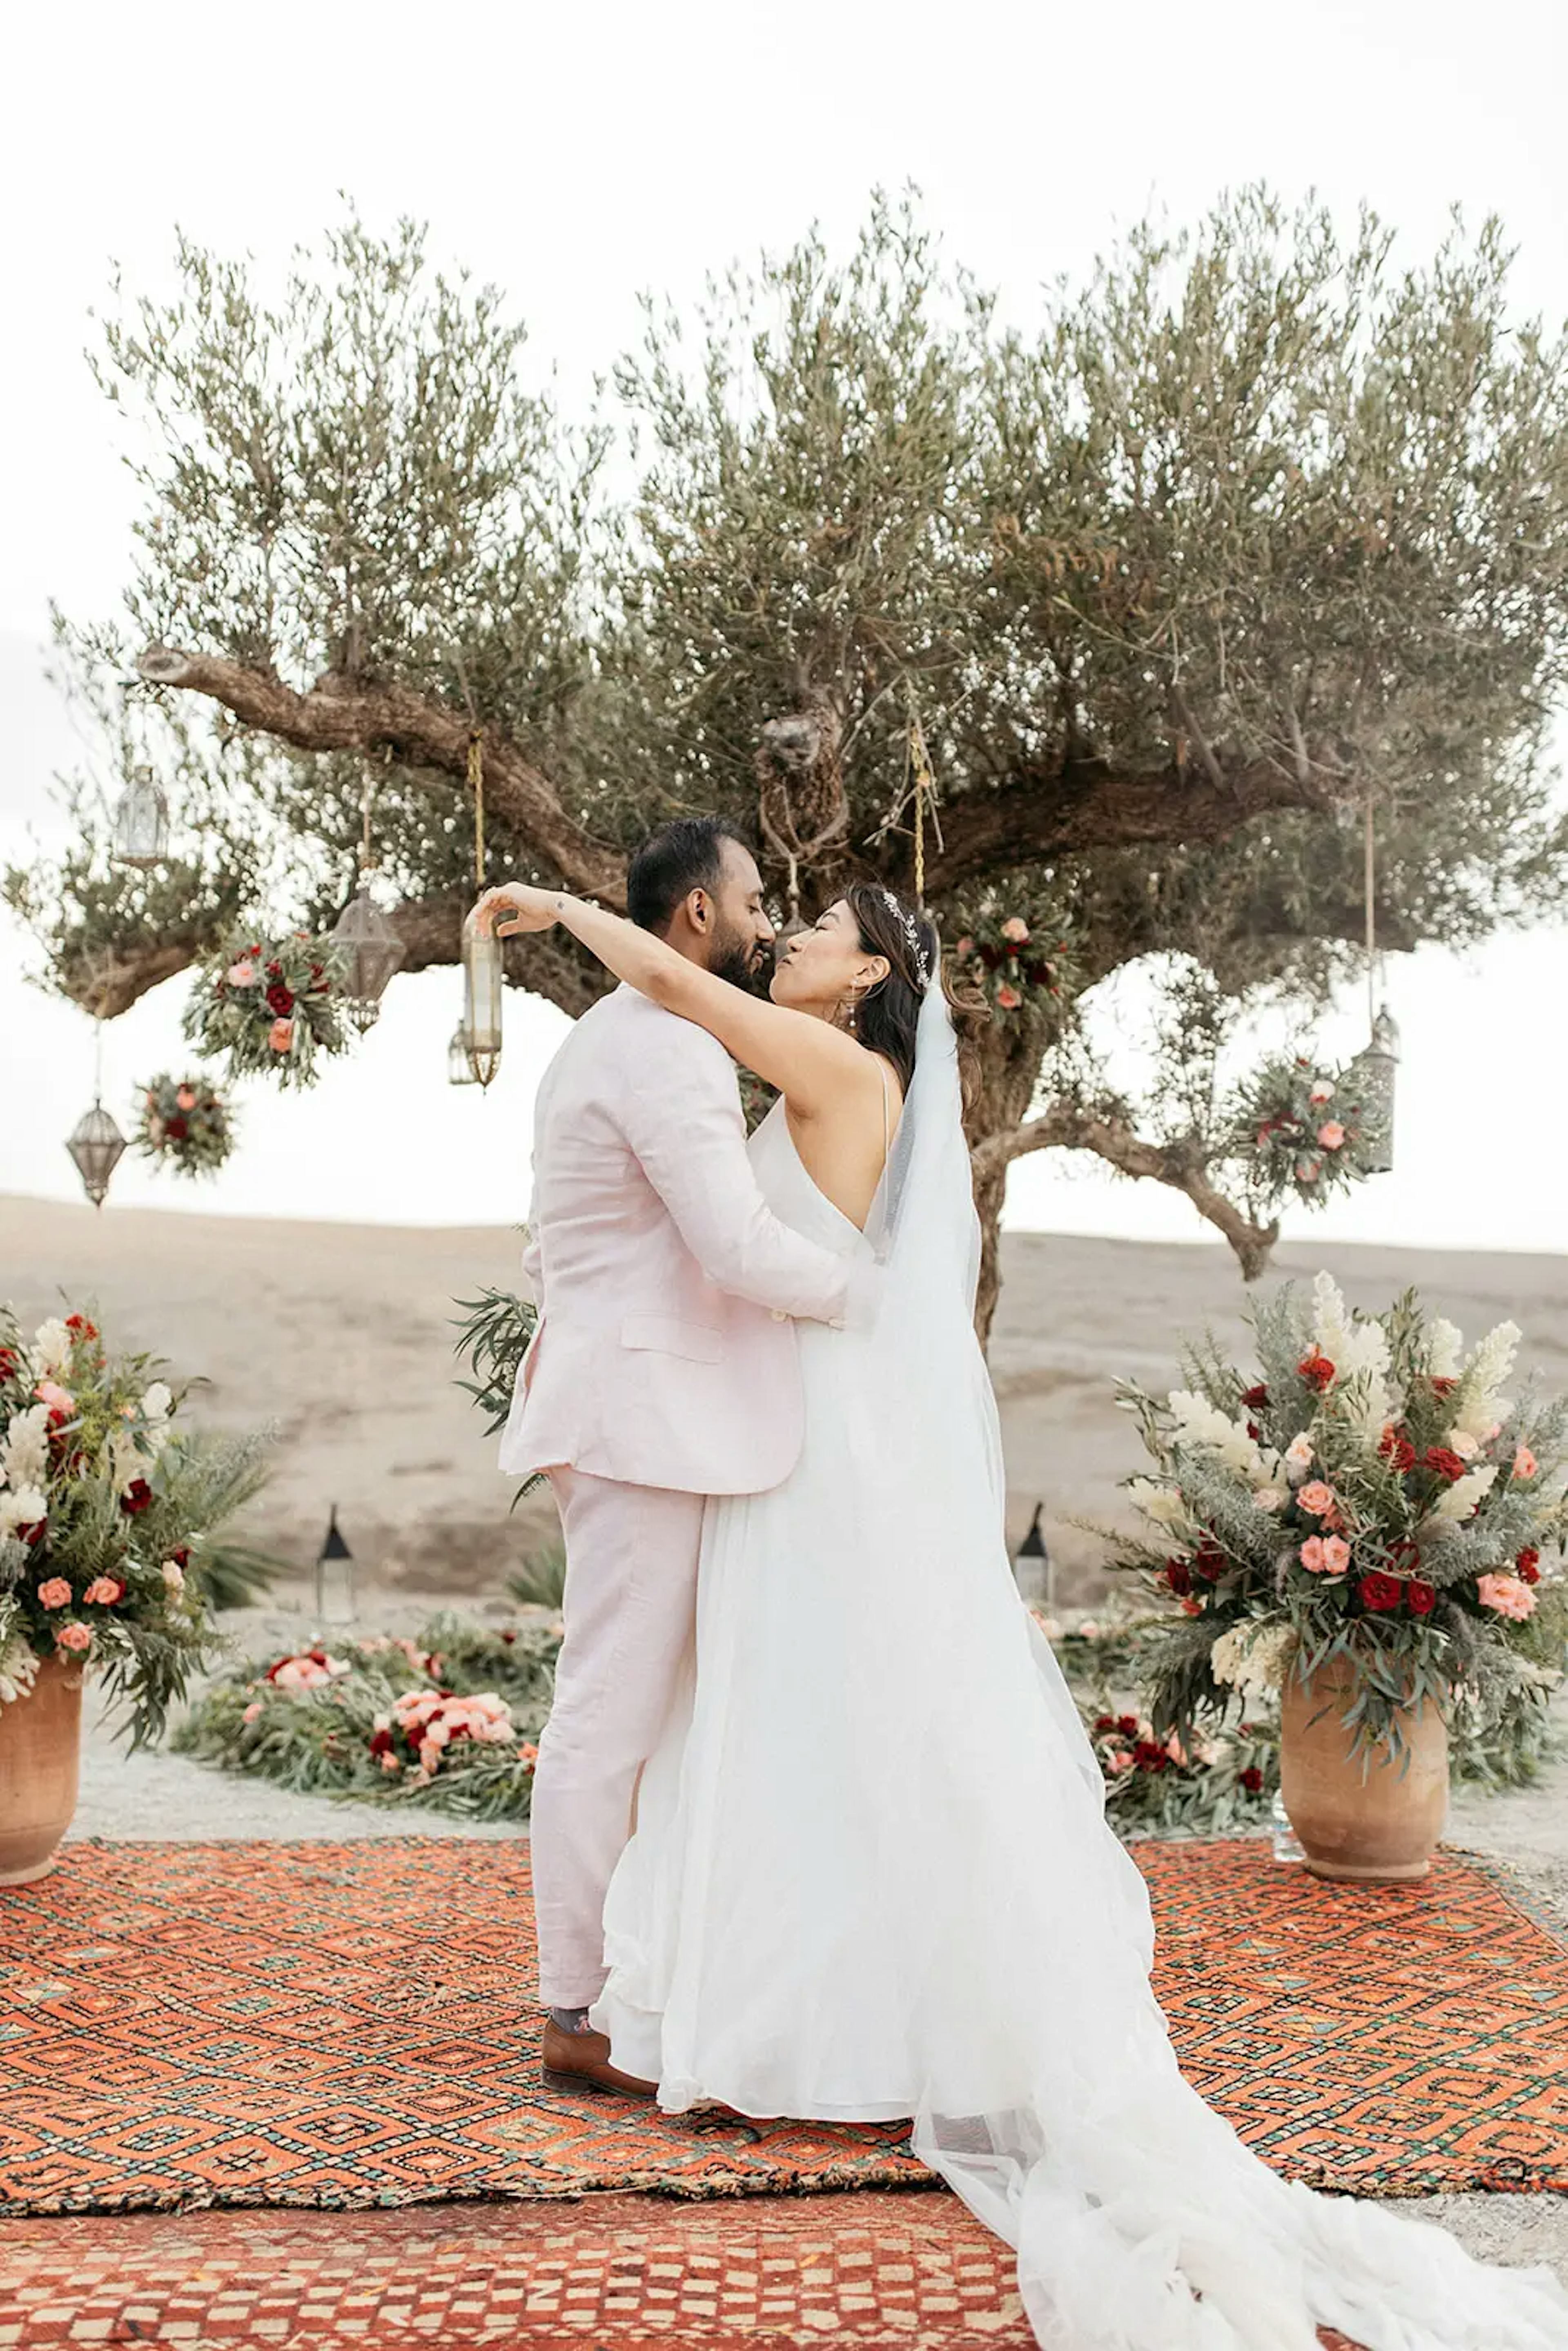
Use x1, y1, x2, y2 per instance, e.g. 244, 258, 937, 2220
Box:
708, 930, 773, 995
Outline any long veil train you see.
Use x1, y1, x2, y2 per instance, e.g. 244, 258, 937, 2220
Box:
851, 976, 1567, 2351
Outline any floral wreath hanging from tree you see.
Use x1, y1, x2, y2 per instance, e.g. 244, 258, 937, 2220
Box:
134, 1071, 236, 1180
183, 931, 349, 1090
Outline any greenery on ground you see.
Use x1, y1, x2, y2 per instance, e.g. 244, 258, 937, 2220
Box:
13, 191, 1568, 1329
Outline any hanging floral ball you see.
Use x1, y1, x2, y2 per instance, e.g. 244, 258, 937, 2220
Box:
1231, 1056, 1377, 1209
134, 1072, 236, 1180
949, 899, 1079, 1020
183, 931, 349, 1091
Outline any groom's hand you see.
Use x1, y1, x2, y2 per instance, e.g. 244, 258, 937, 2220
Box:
473, 884, 561, 938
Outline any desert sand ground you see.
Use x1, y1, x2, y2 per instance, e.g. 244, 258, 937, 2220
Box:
9, 1189, 1568, 1594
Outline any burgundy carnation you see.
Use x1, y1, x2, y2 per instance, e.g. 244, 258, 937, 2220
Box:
1133, 1740, 1170, 1773
165, 1116, 189, 1142
1242, 1384, 1270, 1411
265, 981, 295, 1018
1404, 1579, 1437, 1616
1423, 1446, 1467, 1485
1297, 1350, 1336, 1392
1239, 1766, 1264, 1794
1164, 1557, 1192, 1596
1093, 1713, 1118, 1735
1357, 1571, 1403, 1613
1116, 1714, 1139, 1737
1379, 1427, 1417, 1474
120, 1479, 154, 1516
1192, 1539, 1227, 1584
1517, 1548, 1542, 1585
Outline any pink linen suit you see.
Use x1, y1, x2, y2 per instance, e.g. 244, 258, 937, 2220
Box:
501, 984, 851, 2006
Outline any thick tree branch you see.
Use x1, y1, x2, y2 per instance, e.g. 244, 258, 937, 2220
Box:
924, 752, 1344, 893
972, 1103, 1280, 1280
137, 646, 628, 906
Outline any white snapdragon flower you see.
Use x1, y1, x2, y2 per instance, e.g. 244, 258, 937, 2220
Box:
1309, 1271, 1396, 1437
1428, 1319, 1464, 1380
139, 1382, 174, 1458
0, 1403, 51, 1494
1433, 1465, 1499, 1523
1166, 1390, 1279, 1488
1128, 1478, 1188, 1530
31, 1318, 72, 1376
107, 1428, 145, 1494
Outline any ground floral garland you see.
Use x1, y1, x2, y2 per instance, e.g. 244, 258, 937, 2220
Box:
1110, 1274, 1568, 1763
0, 1305, 270, 1742
134, 1071, 236, 1179
173, 1616, 563, 1818
183, 930, 349, 1090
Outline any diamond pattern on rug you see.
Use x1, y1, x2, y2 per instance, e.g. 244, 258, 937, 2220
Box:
0, 1838, 1562, 2217
0, 2193, 1368, 2347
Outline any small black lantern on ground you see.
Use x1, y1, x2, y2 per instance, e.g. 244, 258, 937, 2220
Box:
315, 1504, 355, 1622
1014, 1502, 1051, 1610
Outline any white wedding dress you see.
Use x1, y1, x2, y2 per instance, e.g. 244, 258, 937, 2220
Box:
591, 982, 1568, 2351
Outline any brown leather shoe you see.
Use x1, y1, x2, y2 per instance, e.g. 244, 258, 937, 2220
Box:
541, 2015, 657, 2099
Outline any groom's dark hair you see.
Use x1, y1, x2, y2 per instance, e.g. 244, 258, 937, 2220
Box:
627, 815, 751, 934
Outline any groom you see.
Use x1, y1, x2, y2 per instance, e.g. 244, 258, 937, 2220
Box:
500, 817, 853, 2095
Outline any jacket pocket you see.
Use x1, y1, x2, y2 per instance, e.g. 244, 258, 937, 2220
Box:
619, 1311, 723, 1364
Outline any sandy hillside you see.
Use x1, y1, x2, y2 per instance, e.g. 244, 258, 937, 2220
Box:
5, 1191, 1567, 1601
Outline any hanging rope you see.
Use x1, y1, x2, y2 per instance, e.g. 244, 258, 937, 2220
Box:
1364, 799, 1377, 1030
906, 703, 934, 904
468, 732, 485, 896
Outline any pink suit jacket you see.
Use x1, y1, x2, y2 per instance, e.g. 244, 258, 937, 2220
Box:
499, 985, 851, 1496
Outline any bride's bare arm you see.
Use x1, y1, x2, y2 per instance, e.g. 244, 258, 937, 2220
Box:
472, 884, 869, 1115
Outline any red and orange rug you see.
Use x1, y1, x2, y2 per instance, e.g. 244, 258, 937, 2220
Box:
0, 1837, 1564, 2220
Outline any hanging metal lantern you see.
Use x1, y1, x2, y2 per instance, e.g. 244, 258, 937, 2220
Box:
447, 1022, 479, 1086
109, 769, 170, 867
1348, 1004, 1400, 1175
66, 1102, 128, 1208
461, 919, 503, 1089
331, 884, 406, 1033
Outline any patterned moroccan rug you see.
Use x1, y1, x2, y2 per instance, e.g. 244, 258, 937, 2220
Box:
0, 1838, 1563, 2218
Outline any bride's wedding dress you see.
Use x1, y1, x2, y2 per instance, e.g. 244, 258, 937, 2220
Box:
590, 982, 1567, 2351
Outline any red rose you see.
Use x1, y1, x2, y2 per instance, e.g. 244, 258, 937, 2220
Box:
1357, 1572, 1403, 1613
1240, 1766, 1264, 1794
265, 960, 283, 978
1378, 1426, 1417, 1473
1133, 1740, 1169, 1772
120, 1479, 154, 1516
1246, 1420, 1261, 1441
1405, 1580, 1437, 1616
1431, 1376, 1457, 1396
1242, 1385, 1270, 1411
265, 981, 295, 1018
18, 1520, 47, 1548
1164, 1557, 1192, 1596
368, 1728, 395, 1759
171, 1547, 190, 1569
0, 1349, 17, 1380
165, 1116, 189, 1142
1517, 1548, 1541, 1585
1423, 1447, 1467, 1485
1297, 1350, 1336, 1392
1193, 1539, 1227, 1584
1093, 1713, 1118, 1734
1116, 1714, 1139, 1737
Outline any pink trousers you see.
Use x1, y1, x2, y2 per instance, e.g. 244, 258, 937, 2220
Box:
530, 1466, 705, 2008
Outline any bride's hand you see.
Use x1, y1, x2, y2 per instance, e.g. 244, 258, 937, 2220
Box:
472, 883, 561, 938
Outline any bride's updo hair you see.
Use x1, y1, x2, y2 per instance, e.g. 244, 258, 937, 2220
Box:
843, 882, 988, 1113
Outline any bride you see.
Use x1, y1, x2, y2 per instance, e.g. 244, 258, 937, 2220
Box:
476, 873, 1566, 2351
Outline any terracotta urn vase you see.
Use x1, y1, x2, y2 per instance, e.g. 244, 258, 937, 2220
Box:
1280, 1656, 1448, 1883
0, 1656, 85, 1885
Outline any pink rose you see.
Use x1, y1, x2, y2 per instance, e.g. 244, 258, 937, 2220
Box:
55, 1622, 93, 1654
35, 1379, 75, 1419
242, 1701, 263, 1724
36, 1578, 72, 1610
1316, 1122, 1345, 1150
1477, 1572, 1537, 1622
225, 960, 258, 987
954, 936, 974, 957
1513, 1445, 1539, 1481
1000, 917, 1031, 944
1105, 1750, 1135, 1776
268, 1018, 294, 1053
82, 1577, 126, 1606
176, 1086, 197, 1111
1297, 1481, 1336, 1518
995, 983, 1022, 1011
1295, 1159, 1323, 1184
1299, 1536, 1326, 1573
1320, 1535, 1352, 1575
379, 1750, 403, 1774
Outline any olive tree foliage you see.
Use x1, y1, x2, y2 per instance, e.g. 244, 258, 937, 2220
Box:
12, 191, 1568, 1333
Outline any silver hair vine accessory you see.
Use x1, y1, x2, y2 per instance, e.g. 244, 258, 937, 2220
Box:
877, 888, 933, 982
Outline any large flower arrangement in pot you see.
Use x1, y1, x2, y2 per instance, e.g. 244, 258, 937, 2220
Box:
1112, 1275, 1567, 1880
0, 1305, 270, 1879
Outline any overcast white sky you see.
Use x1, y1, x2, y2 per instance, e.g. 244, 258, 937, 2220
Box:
3, 0, 1566, 1250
